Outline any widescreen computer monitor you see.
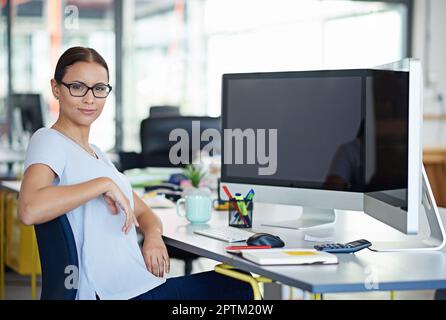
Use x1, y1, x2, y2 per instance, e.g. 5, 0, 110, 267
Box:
220, 59, 445, 251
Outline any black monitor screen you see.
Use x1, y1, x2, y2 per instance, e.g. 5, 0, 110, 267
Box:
222, 70, 409, 196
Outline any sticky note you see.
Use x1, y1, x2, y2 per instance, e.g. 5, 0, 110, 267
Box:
284, 251, 317, 256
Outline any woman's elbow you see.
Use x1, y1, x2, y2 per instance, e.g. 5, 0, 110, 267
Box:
18, 202, 37, 226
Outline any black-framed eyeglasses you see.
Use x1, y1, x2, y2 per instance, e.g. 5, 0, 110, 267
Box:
59, 81, 112, 98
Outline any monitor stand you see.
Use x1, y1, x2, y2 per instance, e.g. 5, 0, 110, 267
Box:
261, 207, 336, 230
370, 167, 446, 252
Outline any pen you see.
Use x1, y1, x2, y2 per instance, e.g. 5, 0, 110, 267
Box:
233, 197, 249, 226
222, 185, 249, 226
222, 185, 234, 200
235, 193, 251, 226
234, 193, 248, 216
222, 186, 242, 214
244, 189, 255, 202
243, 189, 255, 226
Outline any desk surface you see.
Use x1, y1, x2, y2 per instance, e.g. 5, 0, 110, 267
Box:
0, 181, 21, 193
0, 148, 24, 163
3, 179, 446, 293
155, 203, 446, 294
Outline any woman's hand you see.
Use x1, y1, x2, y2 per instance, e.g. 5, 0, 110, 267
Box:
142, 234, 170, 277
102, 179, 139, 234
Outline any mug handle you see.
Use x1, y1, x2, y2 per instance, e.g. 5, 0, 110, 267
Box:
176, 198, 186, 217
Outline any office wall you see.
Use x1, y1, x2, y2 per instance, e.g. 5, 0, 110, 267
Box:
426, 0, 446, 105
413, 0, 446, 147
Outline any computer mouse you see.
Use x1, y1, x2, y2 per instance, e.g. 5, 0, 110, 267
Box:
246, 233, 285, 248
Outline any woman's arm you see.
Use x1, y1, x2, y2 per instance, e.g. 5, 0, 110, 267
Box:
133, 191, 163, 237
133, 191, 170, 277
18, 163, 135, 231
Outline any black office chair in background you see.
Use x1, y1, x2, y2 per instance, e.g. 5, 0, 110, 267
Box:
118, 105, 180, 171
149, 105, 181, 118
118, 108, 221, 170
139, 115, 221, 168
34, 215, 78, 300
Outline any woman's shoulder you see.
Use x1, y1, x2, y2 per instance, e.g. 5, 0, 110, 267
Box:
32, 127, 59, 138
24, 128, 67, 170
28, 127, 66, 147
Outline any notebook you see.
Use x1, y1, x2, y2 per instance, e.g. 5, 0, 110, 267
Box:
239, 248, 338, 266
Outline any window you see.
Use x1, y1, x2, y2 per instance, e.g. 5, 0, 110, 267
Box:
8, 0, 115, 151
122, 0, 409, 150
0, 1, 8, 146
2, 1, 411, 152
61, 0, 115, 151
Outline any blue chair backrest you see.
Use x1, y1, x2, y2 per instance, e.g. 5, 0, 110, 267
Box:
435, 290, 446, 300
34, 214, 78, 300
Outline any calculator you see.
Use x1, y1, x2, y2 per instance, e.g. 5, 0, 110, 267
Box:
314, 239, 372, 253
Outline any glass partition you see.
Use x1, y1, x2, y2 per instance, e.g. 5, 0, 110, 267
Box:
122, 0, 410, 150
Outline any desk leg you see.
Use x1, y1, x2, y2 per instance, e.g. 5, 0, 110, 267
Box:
262, 282, 283, 300
288, 286, 294, 300
0, 190, 5, 300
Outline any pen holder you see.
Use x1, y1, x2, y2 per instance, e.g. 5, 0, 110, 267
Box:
228, 199, 253, 228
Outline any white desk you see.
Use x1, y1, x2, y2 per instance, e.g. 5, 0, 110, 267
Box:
3, 179, 446, 296
0, 148, 24, 178
0, 181, 21, 193
0, 148, 24, 164
154, 203, 446, 294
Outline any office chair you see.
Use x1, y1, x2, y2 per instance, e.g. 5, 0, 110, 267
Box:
149, 105, 181, 118
435, 290, 446, 300
118, 115, 221, 170
34, 215, 78, 300
117, 106, 180, 171
139, 115, 221, 168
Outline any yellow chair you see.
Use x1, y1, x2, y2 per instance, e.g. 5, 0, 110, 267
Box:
1, 190, 40, 299
214, 263, 272, 300
0, 190, 6, 299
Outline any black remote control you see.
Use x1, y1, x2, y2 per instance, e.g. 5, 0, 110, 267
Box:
314, 239, 372, 253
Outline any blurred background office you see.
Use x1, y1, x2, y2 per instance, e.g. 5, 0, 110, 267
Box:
1, 0, 446, 301
1, 0, 445, 200
0, 0, 444, 157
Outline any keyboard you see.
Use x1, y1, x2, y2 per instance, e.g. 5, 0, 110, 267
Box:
194, 226, 256, 242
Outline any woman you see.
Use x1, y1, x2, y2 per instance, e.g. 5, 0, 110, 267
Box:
18, 46, 253, 300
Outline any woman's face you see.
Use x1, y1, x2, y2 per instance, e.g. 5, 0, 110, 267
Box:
51, 61, 109, 127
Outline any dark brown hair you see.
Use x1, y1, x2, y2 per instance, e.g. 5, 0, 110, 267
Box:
54, 46, 109, 83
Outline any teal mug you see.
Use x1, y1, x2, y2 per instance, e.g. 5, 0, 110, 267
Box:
176, 189, 212, 224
